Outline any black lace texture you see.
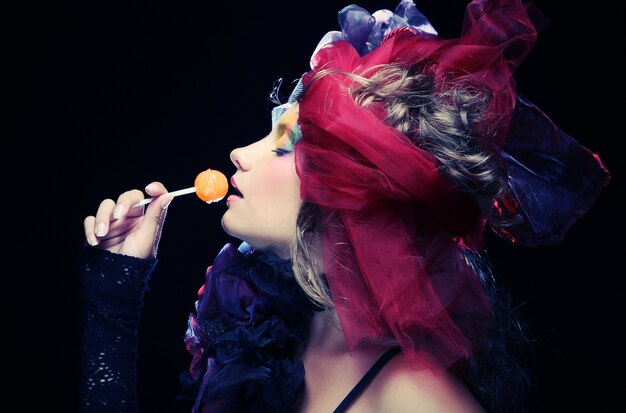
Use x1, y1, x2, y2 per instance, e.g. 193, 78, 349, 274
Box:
79, 247, 157, 412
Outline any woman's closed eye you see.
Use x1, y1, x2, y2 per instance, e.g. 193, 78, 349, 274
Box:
272, 148, 292, 156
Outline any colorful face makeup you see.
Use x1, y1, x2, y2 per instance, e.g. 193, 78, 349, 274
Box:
273, 106, 302, 153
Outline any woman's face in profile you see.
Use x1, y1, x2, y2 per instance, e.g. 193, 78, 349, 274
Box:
222, 104, 302, 258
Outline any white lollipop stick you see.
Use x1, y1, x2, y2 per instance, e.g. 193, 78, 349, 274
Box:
134, 187, 197, 207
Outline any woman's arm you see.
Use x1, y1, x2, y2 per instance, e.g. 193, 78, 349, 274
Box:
79, 246, 157, 412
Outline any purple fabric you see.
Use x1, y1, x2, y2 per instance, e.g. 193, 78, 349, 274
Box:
182, 243, 315, 412
485, 96, 611, 246
331, 0, 437, 57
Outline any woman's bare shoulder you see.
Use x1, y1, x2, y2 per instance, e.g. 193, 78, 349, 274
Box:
363, 353, 486, 413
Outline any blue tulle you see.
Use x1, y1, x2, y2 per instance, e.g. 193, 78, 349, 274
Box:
337, 0, 436, 56
485, 96, 611, 246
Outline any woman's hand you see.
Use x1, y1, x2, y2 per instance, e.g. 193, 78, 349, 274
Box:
83, 182, 173, 259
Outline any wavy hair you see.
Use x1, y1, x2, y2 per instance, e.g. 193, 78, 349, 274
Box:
289, 63, 533, 412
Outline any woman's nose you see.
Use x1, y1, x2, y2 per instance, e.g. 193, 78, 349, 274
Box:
230, 147, 248, 171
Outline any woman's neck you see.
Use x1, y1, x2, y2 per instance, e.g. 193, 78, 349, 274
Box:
307, 309, 347, 355
305, 309, 387, 357
298, 309, 392, 413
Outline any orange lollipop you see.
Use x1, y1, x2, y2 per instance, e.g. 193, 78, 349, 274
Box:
194, 169, 229, 203
135, 168, 229, 206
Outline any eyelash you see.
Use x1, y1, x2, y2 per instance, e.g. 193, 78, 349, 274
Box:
272, 148, 292, 157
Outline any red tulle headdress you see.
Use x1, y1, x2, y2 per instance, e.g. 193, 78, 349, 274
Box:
289, 0, 610, 371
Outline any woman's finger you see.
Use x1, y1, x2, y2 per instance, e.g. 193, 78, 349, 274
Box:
83, 215, 98, 246
93, 198, 116, 239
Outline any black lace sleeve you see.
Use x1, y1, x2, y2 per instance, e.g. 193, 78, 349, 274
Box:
79, 246, 157, 412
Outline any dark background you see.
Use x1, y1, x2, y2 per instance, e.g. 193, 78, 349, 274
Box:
29, 0, 622, 411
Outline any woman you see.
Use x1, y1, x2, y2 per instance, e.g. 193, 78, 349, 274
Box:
80, 0, 610, 412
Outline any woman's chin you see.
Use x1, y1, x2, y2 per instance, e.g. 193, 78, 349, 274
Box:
221, 214, 253, 246
220, 213, 237, 238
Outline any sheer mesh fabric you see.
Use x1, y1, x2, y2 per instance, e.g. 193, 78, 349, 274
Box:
296, 0, 540, 371
79, 247, 156, 412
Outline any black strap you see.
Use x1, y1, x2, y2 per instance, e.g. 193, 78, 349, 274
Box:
333, 346, 402, 413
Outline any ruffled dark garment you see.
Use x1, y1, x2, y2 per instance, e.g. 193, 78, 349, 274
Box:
180, 243, 317, 413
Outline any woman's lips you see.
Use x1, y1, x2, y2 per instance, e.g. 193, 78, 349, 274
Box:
230, 177, 244, 198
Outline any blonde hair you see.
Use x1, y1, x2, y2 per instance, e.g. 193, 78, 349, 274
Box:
289, 202, 332, 308
291, 63, 506, 308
